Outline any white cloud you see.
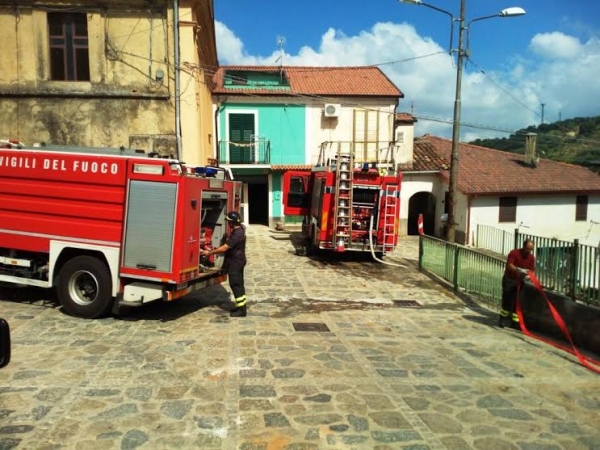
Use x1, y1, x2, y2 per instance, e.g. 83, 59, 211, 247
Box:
215, 21, 600, 140
214, 21, 256, 65
530, 32, 582, 60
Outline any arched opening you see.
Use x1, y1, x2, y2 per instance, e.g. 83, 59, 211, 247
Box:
407, 192, 436, 235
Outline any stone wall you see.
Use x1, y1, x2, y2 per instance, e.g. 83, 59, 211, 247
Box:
520, 283, 600, 357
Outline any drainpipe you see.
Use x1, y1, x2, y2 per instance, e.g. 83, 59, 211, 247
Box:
392, 99, 399, 144
391, 98, 400, 171
214, 99, 226, 167
173, 0, 182, 160
466, 195, 472, 245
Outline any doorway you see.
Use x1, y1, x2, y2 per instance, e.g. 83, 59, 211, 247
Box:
248, 183, 268, 224
407, 192, 436, 235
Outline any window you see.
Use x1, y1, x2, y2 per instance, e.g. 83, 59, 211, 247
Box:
287, 176, 308, 208
228, 113, 255, 164
499, 196, 517, 223
576, 195, 588, 221
395, 129, 405, 144
353, 109, 380, 161
48, 12, 90, 81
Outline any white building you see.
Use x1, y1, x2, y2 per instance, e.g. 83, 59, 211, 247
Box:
400, 133, 600, 248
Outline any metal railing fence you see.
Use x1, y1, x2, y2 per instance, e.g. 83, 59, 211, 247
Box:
476, 225, 514, 256
475, 225, 600, 306
419, 235, 504, 310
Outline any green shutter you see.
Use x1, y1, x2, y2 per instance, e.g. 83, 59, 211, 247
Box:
229, 114, 255, 142
228, 114, 256, 163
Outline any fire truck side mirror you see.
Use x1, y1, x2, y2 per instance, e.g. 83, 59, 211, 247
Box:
0, 318, 10, 369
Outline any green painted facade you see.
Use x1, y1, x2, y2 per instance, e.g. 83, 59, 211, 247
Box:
218, 102, 306, 226
218, 103, 306, 165
217, 69, 308, 227
224, 70, 291, 91
272, 173, 282, 220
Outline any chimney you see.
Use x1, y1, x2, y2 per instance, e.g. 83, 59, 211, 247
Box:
524, 133, 538, 168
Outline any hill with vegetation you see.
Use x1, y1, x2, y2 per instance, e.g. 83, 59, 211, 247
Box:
468, 116, 600, 173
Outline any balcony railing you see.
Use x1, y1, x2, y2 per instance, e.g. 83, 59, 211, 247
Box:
218, 139, 270, 165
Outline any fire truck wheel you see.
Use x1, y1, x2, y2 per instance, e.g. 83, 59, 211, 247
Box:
310, 242, 321, 256
57, 256, 113, 319
308, 226, 322, 256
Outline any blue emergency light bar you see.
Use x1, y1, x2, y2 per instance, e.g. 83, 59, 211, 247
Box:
194, 166, 218, 176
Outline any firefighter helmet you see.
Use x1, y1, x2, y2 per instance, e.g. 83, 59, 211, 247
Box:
225, 211, 242, 223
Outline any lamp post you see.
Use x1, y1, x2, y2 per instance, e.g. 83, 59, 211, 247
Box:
398, 0, 525, 242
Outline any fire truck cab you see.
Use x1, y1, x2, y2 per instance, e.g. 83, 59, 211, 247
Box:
0, 139, 241, 318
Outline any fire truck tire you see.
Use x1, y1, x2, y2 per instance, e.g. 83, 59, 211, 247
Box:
308, 226, 322, 256
57, 256, 114, 319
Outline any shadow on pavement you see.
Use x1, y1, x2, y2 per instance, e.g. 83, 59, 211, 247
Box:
0, 283, 235, 322
461, 313, 498, 327
116, 285, 234, 322
0, 284, 59, 311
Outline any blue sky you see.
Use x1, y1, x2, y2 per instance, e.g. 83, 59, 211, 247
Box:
214, 0, 600, 141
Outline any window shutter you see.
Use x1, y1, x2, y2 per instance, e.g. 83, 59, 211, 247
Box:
229, 114, 255, 142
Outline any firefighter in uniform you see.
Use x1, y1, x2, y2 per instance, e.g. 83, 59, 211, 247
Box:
201, 211, 247, 317
499, 239, 535, 329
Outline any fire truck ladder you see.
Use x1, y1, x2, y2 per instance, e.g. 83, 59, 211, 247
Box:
381, 183, 399, 254
333, 145, 354, 252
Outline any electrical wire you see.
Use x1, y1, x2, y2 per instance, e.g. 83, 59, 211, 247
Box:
7, 1, 593, 144
57, 5, 582, 144
466, 57, 541, 118
13, 3, 596, 149
203, 64, 600, 147
59, 39, 600, 149
409, 114, 600, 146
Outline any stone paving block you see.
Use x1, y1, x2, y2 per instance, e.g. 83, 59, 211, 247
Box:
1, 229, 600, 448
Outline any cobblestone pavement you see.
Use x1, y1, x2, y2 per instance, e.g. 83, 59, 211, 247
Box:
1, 226, 599, 450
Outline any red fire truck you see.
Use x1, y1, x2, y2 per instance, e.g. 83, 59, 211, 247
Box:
0, 139, 241, 318
283, 142, 402, 257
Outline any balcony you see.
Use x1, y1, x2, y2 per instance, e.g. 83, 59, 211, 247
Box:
218, 139, 271, 165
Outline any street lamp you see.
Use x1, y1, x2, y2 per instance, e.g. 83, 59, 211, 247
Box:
398, 0, 525, 242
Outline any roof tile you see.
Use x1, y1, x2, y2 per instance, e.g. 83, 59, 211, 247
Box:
213, 66, 402, 97
395, 112, 417, 123
420, 135, 600, 195
400, 139, 449, 172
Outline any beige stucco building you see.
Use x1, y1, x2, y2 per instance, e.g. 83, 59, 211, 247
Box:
0, 0, 217, 166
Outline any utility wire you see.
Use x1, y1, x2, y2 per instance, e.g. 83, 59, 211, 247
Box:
467, 57, 541, 118
415, 114, 600, 146
107, 52, 600, 147
91, 8, 573, 142
115, 45, 592, 148
11, 2, 597, 150
196, 64, 600, 147
29, 2, 577, 139
375, 51, 447, 66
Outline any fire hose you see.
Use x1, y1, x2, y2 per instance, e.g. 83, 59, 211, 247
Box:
516, 272, 600, 374
368, 215, 406, 268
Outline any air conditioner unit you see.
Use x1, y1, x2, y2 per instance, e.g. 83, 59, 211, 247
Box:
324, 103, 341, 118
